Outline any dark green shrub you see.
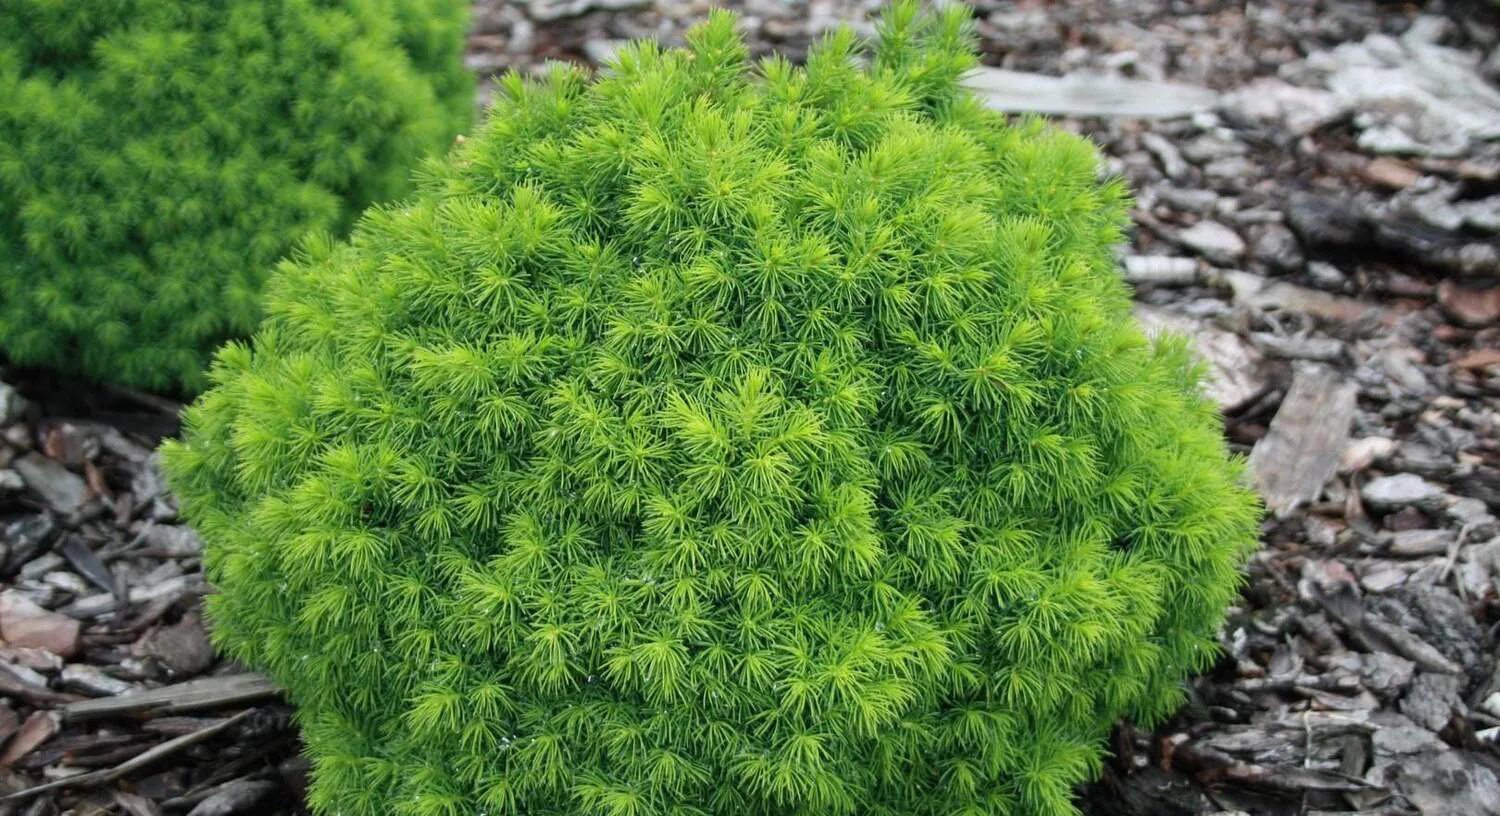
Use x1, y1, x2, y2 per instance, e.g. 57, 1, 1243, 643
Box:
0, 0, 471, 391
163, 5, 1259, 814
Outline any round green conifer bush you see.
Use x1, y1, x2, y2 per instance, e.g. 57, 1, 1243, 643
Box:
163, 5, 1259, 814
0, 0, 471, 391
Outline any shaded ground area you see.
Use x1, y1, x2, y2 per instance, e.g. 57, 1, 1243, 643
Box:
2, 1, 1500, 813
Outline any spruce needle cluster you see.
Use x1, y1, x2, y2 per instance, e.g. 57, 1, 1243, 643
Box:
165, 5, 1260, 813
0, 0, 471, 390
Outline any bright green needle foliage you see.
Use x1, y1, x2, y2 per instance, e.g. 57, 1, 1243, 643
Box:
0, 0, 471, 391
164, 5, 1259, 814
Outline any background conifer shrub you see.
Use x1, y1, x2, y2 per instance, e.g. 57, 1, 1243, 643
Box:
164, 5, 1260, 813
0, 0, 471, 391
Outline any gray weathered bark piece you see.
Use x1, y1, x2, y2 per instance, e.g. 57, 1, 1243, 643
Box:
1249, 364, 1359, 517
61, 673, 279, 723
1135, 305, 1267, 412
963, 67, 1219, 118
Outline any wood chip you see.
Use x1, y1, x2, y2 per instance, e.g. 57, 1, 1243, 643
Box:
58, 535, 118, 596
113, 791, 165, 816
1341, 436, 1398, 474
0, 589, 81, 658
964, 67, 1220, 118
1249, 364, 1359, 517
1363, 157, 1422, 189
1358, 614, 1463, 675
0, 711, 59, 768
0, 705, 19, 745
1453, 348, 1500, 370
1200, 763, 1379, 793
0, 662, 76, 706
184, 778, 278, 816
1135, 305, 1267, 411
62, 674, 279, 723
133, 611, 215, 678
1437, 280, 1500, 328
11, 453, 88, 515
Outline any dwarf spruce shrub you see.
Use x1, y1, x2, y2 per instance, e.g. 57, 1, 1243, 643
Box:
164, 5, 1259, 814
0, 0, 471, 391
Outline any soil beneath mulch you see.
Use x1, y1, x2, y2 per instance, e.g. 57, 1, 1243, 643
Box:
3, 1, 1500, 814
